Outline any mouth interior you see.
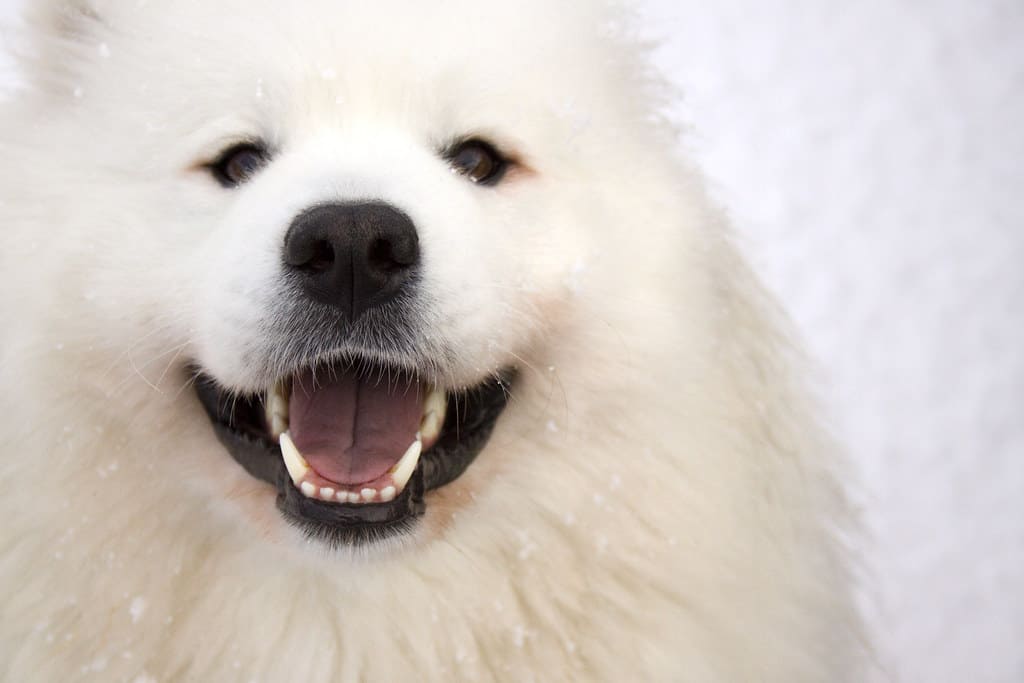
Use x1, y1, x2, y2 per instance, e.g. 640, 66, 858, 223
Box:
195, 355, 513, 544
290, 367, 423, 486
268, 360, 448, 505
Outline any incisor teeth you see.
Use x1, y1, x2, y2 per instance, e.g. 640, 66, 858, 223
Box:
390, 438, 422, 492
279, 432, 310, 484
282, 428, 423, 503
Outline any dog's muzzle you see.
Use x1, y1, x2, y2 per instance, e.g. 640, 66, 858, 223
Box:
193, 201, 515, 546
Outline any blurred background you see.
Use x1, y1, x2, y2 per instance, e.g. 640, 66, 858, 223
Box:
634, 3, 1022, 681
1, 1, 1021, 680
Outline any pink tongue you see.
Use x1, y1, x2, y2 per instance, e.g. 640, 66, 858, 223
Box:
288, 367, 423, 486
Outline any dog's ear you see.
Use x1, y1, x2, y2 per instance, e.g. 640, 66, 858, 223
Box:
17, 0, 111, 93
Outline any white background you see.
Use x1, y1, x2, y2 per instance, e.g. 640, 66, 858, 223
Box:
1, 1, 1021, 681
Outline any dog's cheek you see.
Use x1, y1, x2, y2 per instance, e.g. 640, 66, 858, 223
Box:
188, 212, 289, 390
418, 247, 542, 378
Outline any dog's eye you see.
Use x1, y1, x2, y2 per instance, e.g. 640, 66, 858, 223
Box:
210, 143, 270, 188
447, 139, 507, 186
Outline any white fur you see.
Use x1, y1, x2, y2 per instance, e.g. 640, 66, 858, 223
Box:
0, 1, 866, 680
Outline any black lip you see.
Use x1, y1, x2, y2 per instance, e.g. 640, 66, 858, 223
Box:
194, 364, 514, 547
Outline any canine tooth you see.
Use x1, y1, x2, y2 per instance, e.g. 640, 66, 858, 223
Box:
264, 396, 274, 435
279, 432, 310, 484
300, 482, 317, 498
423, 386, 447, 421
380, 486, 397, 502
390, 439, 423, 492
360, 488, 377, 502
320, 487, 335, 501
266, 381, 289, 438
420, 411, 443, 443
270, 381, 289, 416
419, 386, 447, 442
271, 415, 288, 438
424, 385, 446, 413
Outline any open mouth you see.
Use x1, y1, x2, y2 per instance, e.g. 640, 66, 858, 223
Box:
194, 358, 513, 546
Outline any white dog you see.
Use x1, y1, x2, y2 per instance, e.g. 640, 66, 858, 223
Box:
0, 1, 865, 680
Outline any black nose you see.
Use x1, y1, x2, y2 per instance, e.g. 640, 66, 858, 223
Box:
283, 202, 420, 321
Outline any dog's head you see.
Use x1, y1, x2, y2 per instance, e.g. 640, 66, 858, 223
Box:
12, 0, 688, 551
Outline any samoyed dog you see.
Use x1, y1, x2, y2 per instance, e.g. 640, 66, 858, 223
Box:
0, 1, 864, 680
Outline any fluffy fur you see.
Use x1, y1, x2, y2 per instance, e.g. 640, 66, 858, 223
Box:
0, 1, 865, 680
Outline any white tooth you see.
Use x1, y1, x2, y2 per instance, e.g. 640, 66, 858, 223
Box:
300, 482, 317, 498
420, 412, 443, 443
423, 386, 447, 423
266, 381, 290, 438
279, 432, 310, 484
390, 438, 422, 492
319, 487, 335, 501
265, 394, 275, 436
271, 414, 288, 439
380, 486, 397, 502
270, 381, 289, 416
360, 488, 377, 502
336, 491, 349, 503
419, 386, 446, 442
347, 492, 362, 504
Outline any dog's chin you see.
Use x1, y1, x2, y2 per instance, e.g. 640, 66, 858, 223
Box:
193, 355, 515, 548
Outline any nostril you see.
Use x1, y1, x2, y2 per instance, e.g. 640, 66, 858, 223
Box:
285, 232, 336, 274
303, 240, 335, 273
367, 238, 405, 274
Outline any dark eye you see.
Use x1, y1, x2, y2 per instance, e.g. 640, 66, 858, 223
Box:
210, 142, 270, 187
447, 139, 508, 186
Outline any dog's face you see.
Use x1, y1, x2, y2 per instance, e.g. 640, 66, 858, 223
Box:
18, 0, 661, 550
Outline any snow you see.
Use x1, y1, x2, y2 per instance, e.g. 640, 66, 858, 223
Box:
0, 1, 1021, 680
